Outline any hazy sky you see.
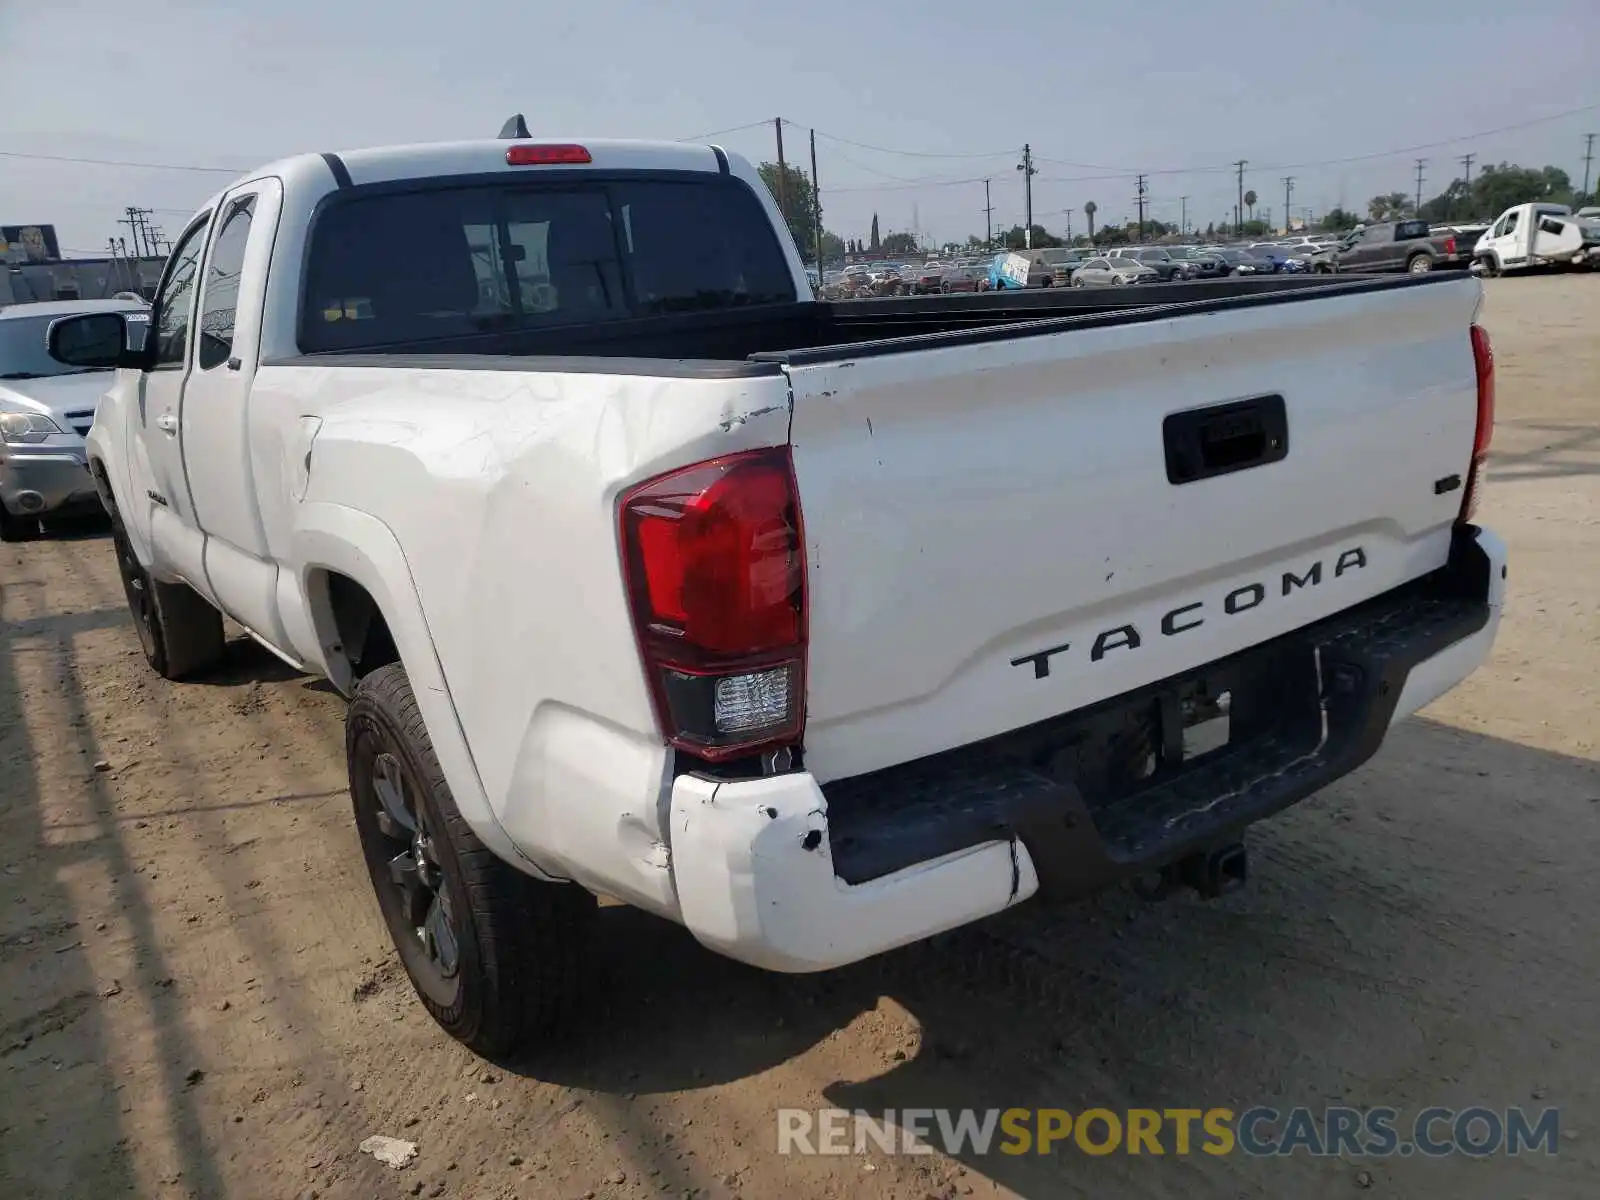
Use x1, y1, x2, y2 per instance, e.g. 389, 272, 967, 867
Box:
2, 0, 1596, 254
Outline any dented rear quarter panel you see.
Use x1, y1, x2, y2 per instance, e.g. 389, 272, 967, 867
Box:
252, 361, 793, 886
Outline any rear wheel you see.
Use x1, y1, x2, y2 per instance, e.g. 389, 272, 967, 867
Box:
109, 509, 225, 679
348, 663, 596, 1057
1407, 253, 1433, 274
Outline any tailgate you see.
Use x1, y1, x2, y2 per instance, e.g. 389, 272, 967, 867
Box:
783, 278, 1485, 783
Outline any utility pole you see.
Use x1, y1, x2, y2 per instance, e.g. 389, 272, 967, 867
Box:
809, 128, 823, 275
1180, 195, 1188, 235
1234, 160, 1247, 237
1282, 177, 1295, 233
1414, 158, 1427, 213
119, 206, 154, 258
1134, 173, 1149, 240
773, 119, 789, 231
982, 179, 994, 249
1582, 133, 1596, 202
1062, 208, 1073, 243
1017, 145, 1037, 248
1456, 152, 1475, 220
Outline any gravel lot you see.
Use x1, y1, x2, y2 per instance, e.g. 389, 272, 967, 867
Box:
2, 274, 1596, 1200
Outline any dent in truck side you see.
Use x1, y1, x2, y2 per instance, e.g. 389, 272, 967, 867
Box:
266, 364, 796, 909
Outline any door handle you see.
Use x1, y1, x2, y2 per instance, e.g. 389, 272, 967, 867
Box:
156, 413, 179, 435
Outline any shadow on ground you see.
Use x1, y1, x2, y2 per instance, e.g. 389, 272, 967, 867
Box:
1, 586, 227, 1197
515, 716, 1598, 1198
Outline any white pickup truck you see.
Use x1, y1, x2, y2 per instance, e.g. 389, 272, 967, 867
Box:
45, 127, 1506, 1056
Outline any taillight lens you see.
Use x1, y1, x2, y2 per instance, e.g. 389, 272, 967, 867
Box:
1460, 323, 1496, 523
620, 448, 806, 761
1445, 236, 1457, 256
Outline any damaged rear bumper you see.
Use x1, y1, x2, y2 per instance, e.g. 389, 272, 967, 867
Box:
668, 524, 1505, 974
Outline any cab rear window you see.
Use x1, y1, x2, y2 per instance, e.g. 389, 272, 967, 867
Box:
299, 175, 797, 352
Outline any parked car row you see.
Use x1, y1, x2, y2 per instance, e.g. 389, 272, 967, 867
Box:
817, 208, 1596, 298
819, 256, 998, 299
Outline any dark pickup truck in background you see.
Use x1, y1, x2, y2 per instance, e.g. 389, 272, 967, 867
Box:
1311, 219, 1477, 275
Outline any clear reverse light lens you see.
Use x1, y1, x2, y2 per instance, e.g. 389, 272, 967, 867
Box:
713, 667, 793, 735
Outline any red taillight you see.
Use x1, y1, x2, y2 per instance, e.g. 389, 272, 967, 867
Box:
1445, 236, 1457, 256
505, 143, 592, 166
620, 448, 806, 761
1460, 323, 1496, 523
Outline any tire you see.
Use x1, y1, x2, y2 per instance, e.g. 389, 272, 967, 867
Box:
108, 509, 225, 679
0, 503, 38, 543
348, 663, 596, 1057
1478, 255, 1501, 278
1407, 253, 1433, 275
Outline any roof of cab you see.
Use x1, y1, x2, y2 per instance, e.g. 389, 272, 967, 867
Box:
183, 137, 736, 228
250, 138, 725, 193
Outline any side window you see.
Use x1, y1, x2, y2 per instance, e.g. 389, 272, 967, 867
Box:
151, 220, 209, 368
197, 198, 256, 371
1502, 211, 1520, 236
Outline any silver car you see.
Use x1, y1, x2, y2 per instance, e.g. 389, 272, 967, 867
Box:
0, 298, 149, 541
1070, 256, 1160, 286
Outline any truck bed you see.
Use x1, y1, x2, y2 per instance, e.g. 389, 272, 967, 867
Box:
267, 274, 1452, 373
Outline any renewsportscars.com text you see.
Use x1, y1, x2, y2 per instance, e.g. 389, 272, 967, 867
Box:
777, 1106, 1559, 1158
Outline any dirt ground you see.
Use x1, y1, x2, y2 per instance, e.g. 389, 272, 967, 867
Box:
3, 274, 1597, 1200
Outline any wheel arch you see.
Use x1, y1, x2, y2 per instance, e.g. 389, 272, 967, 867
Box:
292, 501, 551, 876
88, 452, 155, 569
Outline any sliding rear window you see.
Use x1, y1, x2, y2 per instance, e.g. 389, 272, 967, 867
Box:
299, 175, 798, 352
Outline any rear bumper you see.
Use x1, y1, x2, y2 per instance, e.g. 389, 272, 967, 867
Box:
668, 524, 1505, 973
0, 444, 100, 517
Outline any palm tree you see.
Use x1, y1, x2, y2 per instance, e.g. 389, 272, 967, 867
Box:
1367, 192, 1413, 221
1244, 190, 1258, 223
1084, 200, 1098, 244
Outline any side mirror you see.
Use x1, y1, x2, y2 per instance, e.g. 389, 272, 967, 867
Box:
46, 313, 143, 370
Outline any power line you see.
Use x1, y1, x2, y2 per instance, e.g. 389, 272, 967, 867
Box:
826, 175, 991, 195
803, 100, 1600, 184
9, 97, 1598, 203
0, 148, 244, 173
675, 120, 773, 142
812, 129, 1017, 161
